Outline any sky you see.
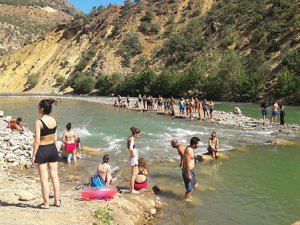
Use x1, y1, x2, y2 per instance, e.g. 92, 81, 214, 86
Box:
68, 0, 124, 13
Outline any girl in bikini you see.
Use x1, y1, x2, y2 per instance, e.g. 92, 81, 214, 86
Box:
134, 158, 149, 190
128, 127, 141, 193
62, 122, 77, 164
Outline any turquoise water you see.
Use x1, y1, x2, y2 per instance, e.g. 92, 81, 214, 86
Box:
0, 97, 299, 225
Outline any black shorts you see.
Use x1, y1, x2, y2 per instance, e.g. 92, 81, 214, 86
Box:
35, 143, 58, 164
182, 169, 197, 191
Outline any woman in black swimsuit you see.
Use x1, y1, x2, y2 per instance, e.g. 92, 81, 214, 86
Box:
32, 99, 60, 209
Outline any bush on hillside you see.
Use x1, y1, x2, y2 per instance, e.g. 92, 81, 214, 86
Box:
138, 22, 160, 35
56, 75, 66, 86
26, 74, 39, 90
69, 72, 95, 94
273, 69, 300, 102
140, 12, 153, 23
118, 33, 143, 67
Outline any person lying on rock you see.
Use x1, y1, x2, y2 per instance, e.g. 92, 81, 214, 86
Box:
7, 117, 25, 131
207, 132, 220, 158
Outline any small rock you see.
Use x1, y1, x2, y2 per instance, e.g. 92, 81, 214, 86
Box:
150, 208, 157, 215
15, 191, 36, 201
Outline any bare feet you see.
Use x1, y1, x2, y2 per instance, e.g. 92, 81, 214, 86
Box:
130, 189, 139, 194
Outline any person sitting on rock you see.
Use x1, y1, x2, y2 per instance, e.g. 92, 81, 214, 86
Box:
7, 117, 25, 131
233, 107, 241, 115
97, 154, 116, 186
207, 132, 220, 158
134, 158, 149, 190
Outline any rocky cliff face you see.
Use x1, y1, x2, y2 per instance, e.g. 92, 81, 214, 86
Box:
0, 0, 298, 96
0, 0, 81, 54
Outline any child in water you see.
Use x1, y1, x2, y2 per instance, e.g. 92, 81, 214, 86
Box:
97, 154, 116, 185
134, 158, 149, 190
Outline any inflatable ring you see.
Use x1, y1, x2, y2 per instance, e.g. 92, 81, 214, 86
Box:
81, 186, 118, 200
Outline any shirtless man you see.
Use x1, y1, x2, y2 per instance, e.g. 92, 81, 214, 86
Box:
171, 139, 186, 168
97, 154, 116, 185
179, 98, 185, 115
207, 131, 220, 158
182, 137, 200, 198
271, 100, 279, 125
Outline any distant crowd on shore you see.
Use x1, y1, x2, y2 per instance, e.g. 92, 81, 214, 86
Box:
113, 94, 287, 126
114, 94, 215, 120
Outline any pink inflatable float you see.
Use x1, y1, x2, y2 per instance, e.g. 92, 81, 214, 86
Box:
81, 186, 118, 200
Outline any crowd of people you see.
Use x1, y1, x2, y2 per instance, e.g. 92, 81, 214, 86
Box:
114, 94, 215, 120
260, 100, 285, 125
3, 95, 287, 208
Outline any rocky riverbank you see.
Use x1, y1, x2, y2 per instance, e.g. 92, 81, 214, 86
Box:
0, 119, 163, 225
0, 119, 33, 168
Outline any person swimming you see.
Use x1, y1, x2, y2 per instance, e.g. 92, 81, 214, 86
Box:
134, 158, 149, 190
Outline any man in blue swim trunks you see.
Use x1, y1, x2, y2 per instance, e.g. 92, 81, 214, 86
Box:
182, 137, 200, 198
271, 100, 279, 125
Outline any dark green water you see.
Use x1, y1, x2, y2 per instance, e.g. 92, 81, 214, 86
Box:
0, 97, 299, 225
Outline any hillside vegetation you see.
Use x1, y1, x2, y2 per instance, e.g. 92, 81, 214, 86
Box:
0, 0, 299, 103
0, 0, 81, 54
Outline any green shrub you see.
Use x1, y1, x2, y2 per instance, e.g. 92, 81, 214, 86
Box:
93, 206, 115, 225
26, 74, 39, 89
118, 33, 143, 67
140, 11, 153, 23
56, 75, 66, 86
138, 22, 160, 35
273, 69, 299, 102
69, 72, 95, 94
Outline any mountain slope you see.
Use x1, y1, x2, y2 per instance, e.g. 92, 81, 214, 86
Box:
0, 0, 299, 102
0, 0, 81, 54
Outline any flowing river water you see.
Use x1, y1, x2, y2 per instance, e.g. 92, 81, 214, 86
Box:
0, 97, 299, 225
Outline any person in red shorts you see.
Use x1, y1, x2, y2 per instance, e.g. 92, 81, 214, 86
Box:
62, 122, 77, 164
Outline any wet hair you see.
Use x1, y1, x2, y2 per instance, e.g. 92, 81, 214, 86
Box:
77, 137, 80, 143
190, 137, 200, 146
39, 99, 56, 115
103, 154, 109, 163
138, 158, 148, 172
66, 122, 71, 131
211, 131, 216, 137
130, 127, 141, 135
171, 139, 178, 147
17, 117, 22, 122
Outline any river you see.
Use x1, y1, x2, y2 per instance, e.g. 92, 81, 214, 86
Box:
0, 97, 299, 225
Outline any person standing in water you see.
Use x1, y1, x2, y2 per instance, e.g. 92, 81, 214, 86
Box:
182, 137, 200, 198
260, 100, 268, 124
209, 100, 214, 119
32, 99, 60, 209
279, 101, 285, 126
128, 127, 141, 193
271, 100, 279, 125
207, 131, 220, 158
62, 123, 78, 164
171, 139, 186, 168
